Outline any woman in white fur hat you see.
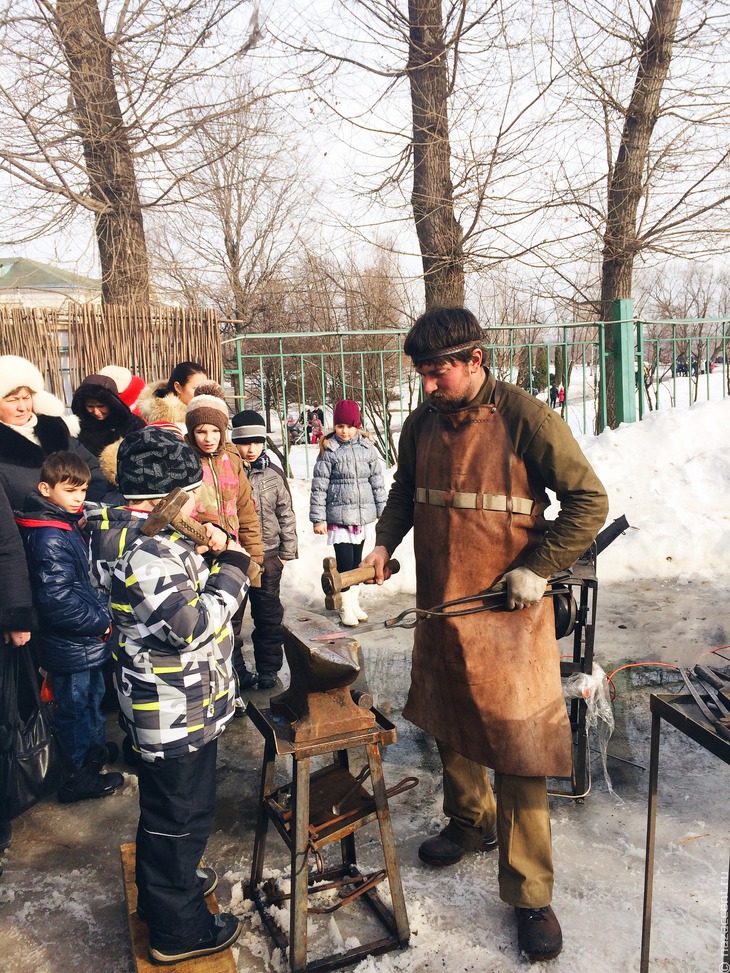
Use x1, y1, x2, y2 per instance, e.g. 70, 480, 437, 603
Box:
0, 355, 110, 508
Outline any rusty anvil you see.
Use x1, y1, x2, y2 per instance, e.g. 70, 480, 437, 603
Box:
141, 487, 262, 587
321, 556, 400, 611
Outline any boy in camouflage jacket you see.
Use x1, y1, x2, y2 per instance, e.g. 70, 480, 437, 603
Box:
87, 427, 251, 965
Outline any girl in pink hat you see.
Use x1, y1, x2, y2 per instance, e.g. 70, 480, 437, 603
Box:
309, 400, 387, 626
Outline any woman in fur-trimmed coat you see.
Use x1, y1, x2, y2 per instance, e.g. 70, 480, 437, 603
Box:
0, 355, 111, 507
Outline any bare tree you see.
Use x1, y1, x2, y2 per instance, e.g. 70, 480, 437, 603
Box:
0, 0, 261, 302
270, 0, 564, 309
150, 83, 309, 329
547, 0, 730, 422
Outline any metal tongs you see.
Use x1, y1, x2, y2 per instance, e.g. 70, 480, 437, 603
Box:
313, 571, 573, 643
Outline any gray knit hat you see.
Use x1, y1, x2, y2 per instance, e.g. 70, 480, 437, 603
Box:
117, 427, 203, 500
231, 409, 267, 443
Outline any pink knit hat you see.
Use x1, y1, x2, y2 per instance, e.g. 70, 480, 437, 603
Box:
333, 399, 361, 428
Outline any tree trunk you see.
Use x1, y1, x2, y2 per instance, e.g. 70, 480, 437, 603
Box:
407, 0, 464, 309
55, 0, 150, 305
599, 0, 682, 423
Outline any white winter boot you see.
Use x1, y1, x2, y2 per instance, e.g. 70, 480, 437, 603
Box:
339, 588, 360, 627
352, 588, 368, 621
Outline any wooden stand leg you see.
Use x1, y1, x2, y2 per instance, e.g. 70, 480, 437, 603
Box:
366, 744, 410, 943
290, 756, 311, 973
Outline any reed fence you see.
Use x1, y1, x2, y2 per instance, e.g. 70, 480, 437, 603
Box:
0, 304, 222, 395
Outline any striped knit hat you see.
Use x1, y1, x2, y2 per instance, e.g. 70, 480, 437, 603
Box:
231, 410, 267, 443
184, 382, 229, 439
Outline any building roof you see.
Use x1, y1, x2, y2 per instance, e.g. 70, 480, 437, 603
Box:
0, 256, 100, 293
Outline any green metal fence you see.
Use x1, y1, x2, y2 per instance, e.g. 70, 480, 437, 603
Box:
222, 307, 730, 472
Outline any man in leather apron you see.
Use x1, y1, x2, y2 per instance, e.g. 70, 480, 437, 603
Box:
362, 307, 608, 961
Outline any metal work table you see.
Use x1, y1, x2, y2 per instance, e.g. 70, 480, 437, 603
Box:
640, 692, 730, 972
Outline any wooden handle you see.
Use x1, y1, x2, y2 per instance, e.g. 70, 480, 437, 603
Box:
171, 513, 263, 587
170, 511, 210, 546
338, 558, 400, 590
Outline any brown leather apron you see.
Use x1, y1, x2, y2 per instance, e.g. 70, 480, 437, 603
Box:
402, 397, 572, 778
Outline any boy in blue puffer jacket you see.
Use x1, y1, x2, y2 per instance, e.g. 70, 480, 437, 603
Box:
15, 451, 122, 804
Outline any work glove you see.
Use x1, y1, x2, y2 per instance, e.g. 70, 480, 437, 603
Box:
502, 566, 547, 610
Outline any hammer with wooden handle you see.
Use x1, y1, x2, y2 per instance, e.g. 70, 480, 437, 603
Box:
321, 555, 400, 610
141, 487, 262, 587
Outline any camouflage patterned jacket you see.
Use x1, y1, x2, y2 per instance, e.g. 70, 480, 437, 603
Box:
87, 505, 250, 761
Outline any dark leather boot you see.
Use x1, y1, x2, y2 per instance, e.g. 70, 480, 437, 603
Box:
58, 767, 124, 804
515, 905, 563, 961
418, 826, 497, 866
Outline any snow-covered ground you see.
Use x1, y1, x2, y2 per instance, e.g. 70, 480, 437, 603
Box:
2, 396, 729, 973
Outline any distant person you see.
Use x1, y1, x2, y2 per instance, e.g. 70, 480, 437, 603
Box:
549, 383, 558, 408
309, 399, 386, 627
15, 452, 122, 804
558, 383, 566, 417
87, 427, 250, 965
231, 410, 298, 690
137, 361, 208, 434
0, 483, 36, 875
310, 412, 324, 443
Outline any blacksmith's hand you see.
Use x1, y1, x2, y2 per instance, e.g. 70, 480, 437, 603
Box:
360, 545, 391, 585
503, 566, 547, 610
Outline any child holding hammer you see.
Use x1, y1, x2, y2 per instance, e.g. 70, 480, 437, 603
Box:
87, 427, 251, 964
309, 400, 387, 626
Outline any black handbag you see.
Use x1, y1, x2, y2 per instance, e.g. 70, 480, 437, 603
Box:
0, 646, 73, 820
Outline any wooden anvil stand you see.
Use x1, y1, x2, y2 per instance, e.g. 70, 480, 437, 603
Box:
245, 609, 411, 973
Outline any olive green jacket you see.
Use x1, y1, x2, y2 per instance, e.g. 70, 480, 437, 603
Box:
375, 369, 608, 577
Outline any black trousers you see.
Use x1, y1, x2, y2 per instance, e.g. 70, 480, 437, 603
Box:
233, 551, 285, 675
334, 541, 364, 590
135, 739, 218, 950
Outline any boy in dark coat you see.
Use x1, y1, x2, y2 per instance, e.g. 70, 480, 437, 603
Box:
15, 451, 122, 804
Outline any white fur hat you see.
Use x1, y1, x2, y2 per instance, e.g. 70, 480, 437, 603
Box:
0, 354, 73, 424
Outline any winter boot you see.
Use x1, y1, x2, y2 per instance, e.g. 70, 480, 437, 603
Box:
352, 589, 368, 622
234, 661, 258, 692
58, 766, 124, 804
339, 588, 360, 627
84, 741, 121, 774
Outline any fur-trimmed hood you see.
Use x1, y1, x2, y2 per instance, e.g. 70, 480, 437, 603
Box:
137, 381, 188, 428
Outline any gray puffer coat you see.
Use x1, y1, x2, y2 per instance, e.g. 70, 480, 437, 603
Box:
246, 456, 298, 559
309, 434, 387, 527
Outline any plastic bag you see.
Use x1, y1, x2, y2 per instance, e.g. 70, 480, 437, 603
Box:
564, 662, 620, 799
